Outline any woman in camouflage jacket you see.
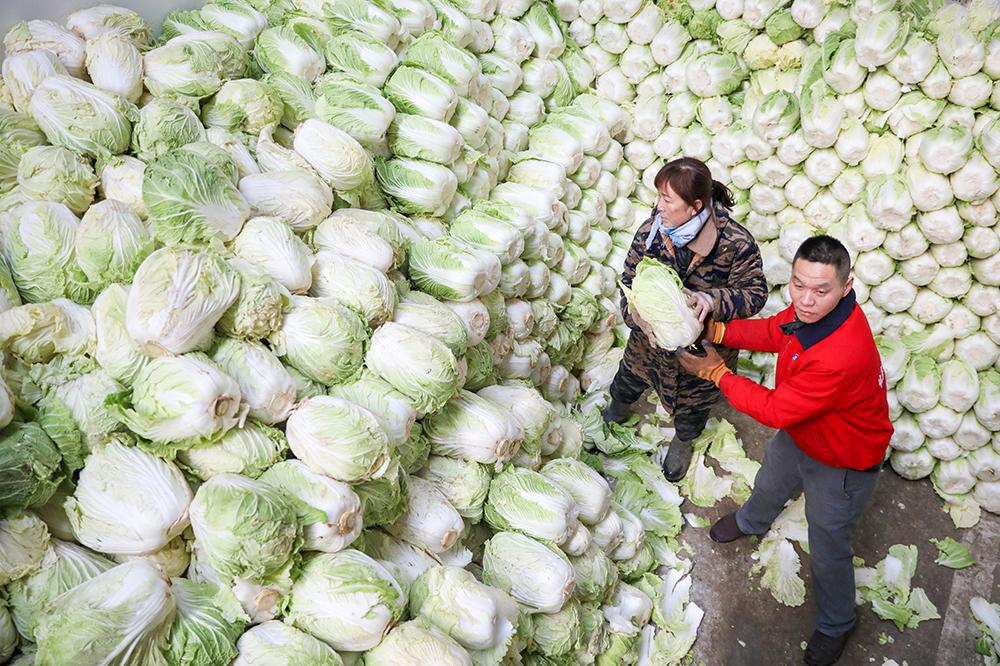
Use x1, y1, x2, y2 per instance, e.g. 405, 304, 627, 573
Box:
604, 157, 768, 482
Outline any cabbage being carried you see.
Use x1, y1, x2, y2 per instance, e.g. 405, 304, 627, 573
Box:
621, 257, 702, 349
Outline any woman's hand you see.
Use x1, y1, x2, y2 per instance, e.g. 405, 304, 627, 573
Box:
686, 290, 715, 322
632, 310, 657, 344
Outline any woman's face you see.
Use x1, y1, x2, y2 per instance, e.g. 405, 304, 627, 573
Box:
657, 182, 702, 227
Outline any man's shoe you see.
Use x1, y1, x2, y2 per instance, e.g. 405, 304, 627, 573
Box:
662, 435, 693, 482
803, 625, 856, 666
709, 512, 748, 543
602, 399, 631, 424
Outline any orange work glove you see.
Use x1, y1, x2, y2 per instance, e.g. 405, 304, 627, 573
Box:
703, 317, 726, 345
678, 343, 731, 386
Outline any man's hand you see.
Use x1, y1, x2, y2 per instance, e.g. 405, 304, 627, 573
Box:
678, 342, 731, 385
702, 317, 726, 345
686, 290, 715, 322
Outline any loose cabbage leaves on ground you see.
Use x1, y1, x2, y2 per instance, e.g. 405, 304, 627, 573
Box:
749, 496, 809, 608
600, 449, 684, 540
971, 596, 1000, 665
929, 536, 976, 569
675, 418, 757, 508
854, 544, 941, 631
678, 442, 733, 509
574, 407, 661, 456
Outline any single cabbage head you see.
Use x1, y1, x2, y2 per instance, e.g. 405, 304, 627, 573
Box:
16, 144, 96, 215
28, 75, 134, 159
0, 422, 66, 510
64, 440, 192, 556
232, 621, 343, 665
482, 531, 576, 613
126, 247, 239, 357
365, 322, 461, 415
189, 473, 301, 584
0, 510, 50, 585
131, 98, 206, 162
362, 619, 473, 665
267, 295, 368, 386
33, 559, 176, 665
165, 577, 247, 666
75, 200, 154, 289
623, 257, 702, 350
285, 396, 392, 483
143, 149, 250, 246
106, 353, 245, 453
202, 78, 284, 135
284, 549, 405, 652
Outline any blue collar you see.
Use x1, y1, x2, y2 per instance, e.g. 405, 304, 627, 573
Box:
645, 206, 712, 250
780, 289, 857, 350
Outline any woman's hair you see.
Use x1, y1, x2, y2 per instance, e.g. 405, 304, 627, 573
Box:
652, 157, 736, 211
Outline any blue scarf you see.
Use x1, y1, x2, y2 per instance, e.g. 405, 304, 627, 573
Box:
645, 206, 712, 250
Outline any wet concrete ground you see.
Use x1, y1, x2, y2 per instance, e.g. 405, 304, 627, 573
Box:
681, 402, 999, 666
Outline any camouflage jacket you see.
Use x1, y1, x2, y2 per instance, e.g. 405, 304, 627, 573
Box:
616, 205, 768, 414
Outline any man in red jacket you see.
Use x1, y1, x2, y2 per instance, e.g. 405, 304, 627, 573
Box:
678, 235, 893, 666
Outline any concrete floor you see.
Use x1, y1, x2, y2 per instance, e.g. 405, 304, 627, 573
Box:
681, 402, 1000, 666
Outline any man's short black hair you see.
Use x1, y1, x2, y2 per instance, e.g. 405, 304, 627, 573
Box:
793, 235, 851, 285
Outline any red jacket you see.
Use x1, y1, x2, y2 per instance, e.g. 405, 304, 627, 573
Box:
719, 298, 893, 470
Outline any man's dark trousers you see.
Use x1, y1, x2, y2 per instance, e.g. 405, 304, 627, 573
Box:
735, 430, 880, 636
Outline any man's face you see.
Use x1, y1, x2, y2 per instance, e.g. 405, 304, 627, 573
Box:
657, 182, 701, 227
789, 259, 853, 324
